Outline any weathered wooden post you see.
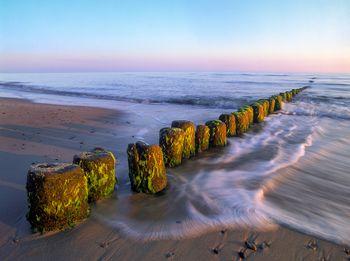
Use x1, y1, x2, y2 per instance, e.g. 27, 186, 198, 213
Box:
73, 148, 116, 202
171, 120, 196, 158
26, 163, 89, 232
268, 96, 276, 113
127, 141, 167, 194
238, 106, 254, 126
251, 102, 265, 123
219, 114, 236, 137
273, 95, 283, 111
195, 124, 210, 153
159, 127, 185, 167
232, 111, 249, 135
205, 120, 227, 147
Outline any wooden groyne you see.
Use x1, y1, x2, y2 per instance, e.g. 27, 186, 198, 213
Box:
25, 87, 307, 233
127, 86, 308, 194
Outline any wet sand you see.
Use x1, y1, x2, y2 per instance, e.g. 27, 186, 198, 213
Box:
0, 97, 348, 260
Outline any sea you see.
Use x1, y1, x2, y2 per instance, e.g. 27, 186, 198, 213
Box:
0, 72, 349, 245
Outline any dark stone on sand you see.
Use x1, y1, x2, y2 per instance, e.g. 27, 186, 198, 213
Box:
205, 120, 227, 147
159, 127, 185, 167
73, 148, 117, 202
245, 240, 257, 251
171, 120, 196, 158
238, 249, 246, 259
26, 163, 89, 232
195, 124, 210, 153
212, 247, 219, 254
219, 113, 236, 137
127, 141, 167, 194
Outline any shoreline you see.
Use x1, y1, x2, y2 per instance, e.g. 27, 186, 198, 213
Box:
0, 97, 348, 260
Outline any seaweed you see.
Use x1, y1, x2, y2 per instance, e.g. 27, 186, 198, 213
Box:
159, 127, 185, 167
26, 163, 89, 232
127, 141, 167, 194
73, 148, 116, 202
205, 120, 227, 147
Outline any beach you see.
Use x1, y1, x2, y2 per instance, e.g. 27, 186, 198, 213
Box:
0, 72, 349, 260
0, 96, 348, 260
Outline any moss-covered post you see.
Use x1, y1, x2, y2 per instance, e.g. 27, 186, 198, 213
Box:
195, 124, 210, 153
268, 97, 276, 113
280, 92, 287, 102
259, 99, 270, 116
159, 127, 185, 167
73, 148, 116, 202
127, 141, 167, 194
219, 114, 236, 137
252, 102, 265, 123
26, 163, 89, 232
274, 95, 283, 111
238, 106, 254, 126
232, 111, 249, 135
205, 120, 227, 147
171, 120, 196, 159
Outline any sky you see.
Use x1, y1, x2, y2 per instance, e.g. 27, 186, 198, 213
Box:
0, 0, 349, 73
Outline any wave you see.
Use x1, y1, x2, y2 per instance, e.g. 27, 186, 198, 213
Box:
94, 112, 317, 240
0, 81, 252, 109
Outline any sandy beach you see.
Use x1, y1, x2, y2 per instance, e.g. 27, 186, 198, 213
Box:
0, 97, 348, 260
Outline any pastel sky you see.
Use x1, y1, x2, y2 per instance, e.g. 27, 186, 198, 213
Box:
0, 0, 349, 73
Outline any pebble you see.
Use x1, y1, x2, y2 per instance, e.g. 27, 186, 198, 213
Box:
238, 250, 246, 259
245, 240, 257, 251
212, 247, 219, 254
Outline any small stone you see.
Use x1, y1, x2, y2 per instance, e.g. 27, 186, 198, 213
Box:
344, 248, 350, 255
307, 239, 318, 251
238, 249, 246, 259
245, 240, 257, 251
258, 241, 271, 250
212, 247, 219, 254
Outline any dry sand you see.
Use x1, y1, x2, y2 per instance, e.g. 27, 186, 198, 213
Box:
0, 97, 348, 260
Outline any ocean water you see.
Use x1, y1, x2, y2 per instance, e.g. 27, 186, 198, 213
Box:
0, 72, 349, 245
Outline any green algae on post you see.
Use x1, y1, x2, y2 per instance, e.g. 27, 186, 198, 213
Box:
26, 163, 89, 233
73, 148, 116, 202
195, 124, 210, 153
273, 95, 283, 111
268, 97, 276, 113
251, 102, 265, 123
127, 141, 167, 194
219, 114, 236, 137
159, 127, 185, 167
205, 120, 227, 147
171, 120, 196, 158
232, 111, 249, 135
238, 106, 254, 126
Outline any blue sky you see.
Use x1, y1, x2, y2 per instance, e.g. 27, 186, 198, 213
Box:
0, 0, 349, 72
